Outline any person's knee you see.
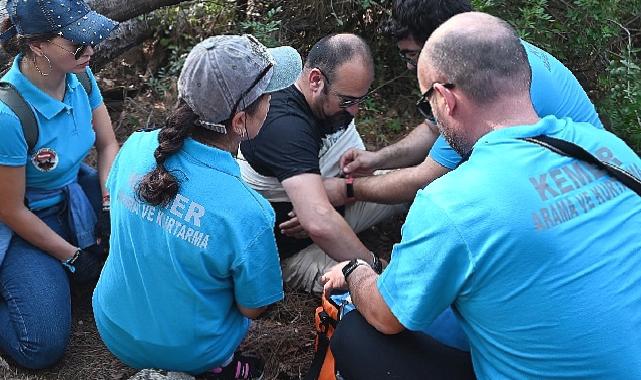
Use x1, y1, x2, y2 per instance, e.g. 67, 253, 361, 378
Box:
12, 334, 68, 369
282, 248, 334, 293
330, 311, 366, 362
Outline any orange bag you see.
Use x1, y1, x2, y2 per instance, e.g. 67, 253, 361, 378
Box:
305, 292, 352, 380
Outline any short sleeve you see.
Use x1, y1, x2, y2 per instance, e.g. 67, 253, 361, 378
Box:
246, 114, 321, 181
0, 109, 28, 166
232, 225, 284, 309
84, 67, 104, 110
428, 135, 463, 170
377, 193, 474, 332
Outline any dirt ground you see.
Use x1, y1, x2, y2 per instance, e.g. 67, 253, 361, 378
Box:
0, 47, 409, 380
0, 222, 403, 380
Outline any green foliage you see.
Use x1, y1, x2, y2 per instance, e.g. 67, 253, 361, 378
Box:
240, 6, 283, 47
144, 1, 233, 97
473, 0, 641, 152
599, 47, 641, 150
143, 0, 640, 152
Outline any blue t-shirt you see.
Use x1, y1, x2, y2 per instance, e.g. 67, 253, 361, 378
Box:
92, 130, 284, 374
430, 41, 604, 169
0, 55, 103, 201
379, 116, 641, 379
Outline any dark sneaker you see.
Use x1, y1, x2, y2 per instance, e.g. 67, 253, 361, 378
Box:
202, 352, 264, 380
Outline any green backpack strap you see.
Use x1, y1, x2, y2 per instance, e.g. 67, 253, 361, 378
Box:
0, 81, 39, 152
76, 70, 92, 96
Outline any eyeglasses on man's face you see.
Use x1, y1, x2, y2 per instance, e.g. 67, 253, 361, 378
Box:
399, 49, 421, 66
48, 40, 91, 60
416, 82, 455, 121
317, 68, 371, 109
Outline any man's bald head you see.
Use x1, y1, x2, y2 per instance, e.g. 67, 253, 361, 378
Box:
419, 12, 532, 105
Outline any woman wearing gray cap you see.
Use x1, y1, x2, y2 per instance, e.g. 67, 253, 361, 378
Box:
92, 34, 302, 379
0, 0, 118, 369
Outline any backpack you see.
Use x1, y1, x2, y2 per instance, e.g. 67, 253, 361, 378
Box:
305, 291, 355, 380
0, 71, 93, 152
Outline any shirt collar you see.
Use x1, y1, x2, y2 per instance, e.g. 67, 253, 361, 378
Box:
3, 55, 80, 120
181, 137, 241, 178
474, 115, 566, 148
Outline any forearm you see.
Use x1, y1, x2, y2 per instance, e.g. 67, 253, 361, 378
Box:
0, 208, 76, 260
353, 166, 430, 204
92, 103, 119, 198
353, 157, 450, 204
348, 264, 403, 334
374, 121, 438, 169
305, 211, 372, 262
96, 141, 118, 198
284, 173, 372, 262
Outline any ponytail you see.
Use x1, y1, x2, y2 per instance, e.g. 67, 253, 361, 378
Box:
136, 100, 197, 206
0, 18, 19, 56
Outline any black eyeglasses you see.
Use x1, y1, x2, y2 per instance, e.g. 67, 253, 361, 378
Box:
317, 68, 371, 109
416, 82, 455, 121
398, 48, 421, 66
228, 62, 273, 120
48, 40, 90, 60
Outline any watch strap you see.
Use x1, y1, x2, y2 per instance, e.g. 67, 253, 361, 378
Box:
342, 258, 368, 280
345, 177, 355, 200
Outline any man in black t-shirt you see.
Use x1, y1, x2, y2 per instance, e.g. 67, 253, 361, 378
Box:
239, 34, 406, 293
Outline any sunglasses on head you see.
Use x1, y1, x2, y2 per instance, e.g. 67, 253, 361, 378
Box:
317, 68, 371, 109
48, 40, 90, 60
416, 82, 455, 121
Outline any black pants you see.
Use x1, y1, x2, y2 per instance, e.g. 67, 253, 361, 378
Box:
330, 311, 475, 380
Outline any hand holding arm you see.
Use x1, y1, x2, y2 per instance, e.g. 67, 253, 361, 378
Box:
356, 120, 440, 173
340, 148, 381, 177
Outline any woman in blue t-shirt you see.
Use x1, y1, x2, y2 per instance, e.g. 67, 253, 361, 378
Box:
0, 0, 118, 369
93, 35, 301, 379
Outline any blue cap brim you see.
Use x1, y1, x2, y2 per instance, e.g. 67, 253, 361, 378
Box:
61, 11, 119, 46
265, 46, 302, 93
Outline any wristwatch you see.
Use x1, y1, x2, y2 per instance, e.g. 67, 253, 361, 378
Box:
370, 252, 383, 274
61, 249, 82, 273
342, 258, 369, 280
345, 177, 355, 201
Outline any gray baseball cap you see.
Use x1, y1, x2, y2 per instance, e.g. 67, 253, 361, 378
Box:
178, 34, 302, 132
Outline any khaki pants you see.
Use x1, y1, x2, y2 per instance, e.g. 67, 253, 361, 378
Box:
282, 199, 407, 293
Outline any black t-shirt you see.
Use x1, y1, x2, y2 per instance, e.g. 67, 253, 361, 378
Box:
240, 85, 345, 257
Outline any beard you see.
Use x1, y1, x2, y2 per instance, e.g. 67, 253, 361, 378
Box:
323, 110, 354, 133
435, 115, 471, 157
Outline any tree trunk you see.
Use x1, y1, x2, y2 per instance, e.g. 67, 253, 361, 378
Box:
0, 0, 189, 70
92, 17, 158, 72
1, 0, 188, 22
87, 0, 187, 22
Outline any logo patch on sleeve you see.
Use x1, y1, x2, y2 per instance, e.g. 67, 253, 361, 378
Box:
31, 148, 59, 172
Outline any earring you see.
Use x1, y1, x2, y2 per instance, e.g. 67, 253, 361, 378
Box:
32, 54, 52, 77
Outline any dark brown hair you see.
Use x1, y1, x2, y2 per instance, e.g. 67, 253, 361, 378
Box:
136, 95, 265, 206
0, 18, 56, 57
